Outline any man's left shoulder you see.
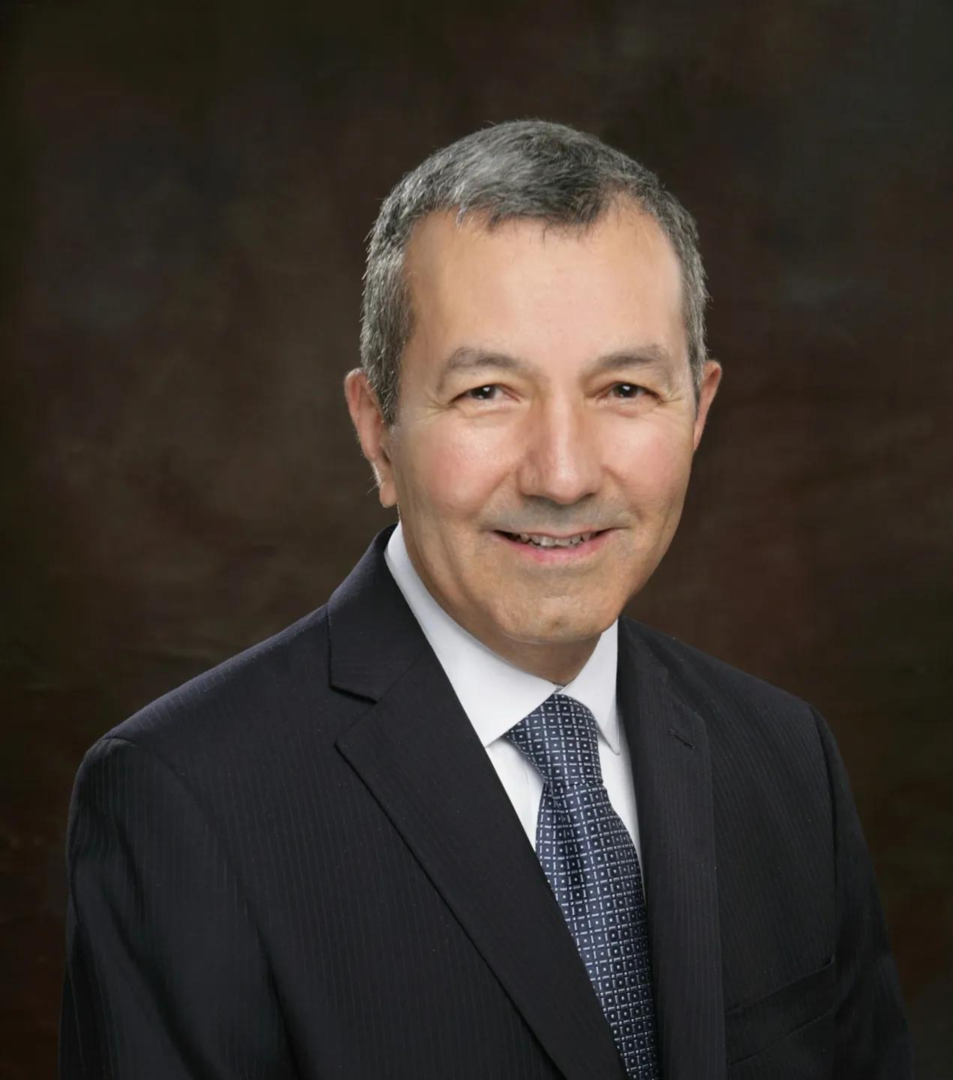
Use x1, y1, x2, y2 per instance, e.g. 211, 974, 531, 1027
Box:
620, 616, 826, 752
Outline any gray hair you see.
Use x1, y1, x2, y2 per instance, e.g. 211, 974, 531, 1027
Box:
360, 119, 709, 426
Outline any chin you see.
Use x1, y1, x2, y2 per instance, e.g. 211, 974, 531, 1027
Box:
499, 610, 609, 647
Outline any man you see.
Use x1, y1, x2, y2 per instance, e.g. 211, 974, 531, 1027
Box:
60, 121, 913, 1079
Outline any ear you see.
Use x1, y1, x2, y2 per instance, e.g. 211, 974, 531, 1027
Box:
692, 360, 722, 451
344, 369, 397, 508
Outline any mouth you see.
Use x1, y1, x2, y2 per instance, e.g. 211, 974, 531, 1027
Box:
492, 528, 613, 562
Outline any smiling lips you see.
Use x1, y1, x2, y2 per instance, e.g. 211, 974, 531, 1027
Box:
503, 530, 599, 548
495, 529, 611, 556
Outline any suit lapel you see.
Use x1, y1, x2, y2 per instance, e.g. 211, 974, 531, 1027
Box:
618, 619, 727, 1080
329, 528, 625, 1080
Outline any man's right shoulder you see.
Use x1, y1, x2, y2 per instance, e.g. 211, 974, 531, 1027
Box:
92, 603, 345, 773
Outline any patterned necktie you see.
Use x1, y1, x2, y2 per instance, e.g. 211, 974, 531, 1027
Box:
506, 692, 660, 1079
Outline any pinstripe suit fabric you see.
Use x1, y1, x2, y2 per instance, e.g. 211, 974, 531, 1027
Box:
59, 525, 913, 1079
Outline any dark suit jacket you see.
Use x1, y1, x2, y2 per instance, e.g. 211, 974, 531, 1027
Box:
59, 525, 913, 1079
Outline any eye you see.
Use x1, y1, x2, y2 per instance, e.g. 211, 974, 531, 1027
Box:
461, 385, 502, 402
609, 383, 654, 400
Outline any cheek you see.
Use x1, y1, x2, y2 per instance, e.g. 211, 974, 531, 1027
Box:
404, 427, 508, 519
615, 427, 694, 514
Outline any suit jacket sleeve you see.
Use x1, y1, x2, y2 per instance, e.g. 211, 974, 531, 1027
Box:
812, 708, 914, 1077
59, 735, 295, 1080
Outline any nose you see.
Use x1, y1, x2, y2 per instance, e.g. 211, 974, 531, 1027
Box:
516, 396, 603, 505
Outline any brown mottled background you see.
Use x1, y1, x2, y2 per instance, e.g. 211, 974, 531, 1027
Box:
2, 1, 951, 1075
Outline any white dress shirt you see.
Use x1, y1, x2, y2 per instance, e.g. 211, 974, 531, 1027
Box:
384, 521, 643, 868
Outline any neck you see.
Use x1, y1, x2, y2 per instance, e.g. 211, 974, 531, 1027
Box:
488, 635, 599, 685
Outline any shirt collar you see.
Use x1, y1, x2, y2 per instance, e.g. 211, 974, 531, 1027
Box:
384, 520, 621, 753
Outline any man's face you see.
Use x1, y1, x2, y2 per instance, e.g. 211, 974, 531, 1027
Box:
347, 202, 720, 679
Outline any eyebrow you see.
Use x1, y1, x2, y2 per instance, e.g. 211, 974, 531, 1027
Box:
435, 343, 676, 395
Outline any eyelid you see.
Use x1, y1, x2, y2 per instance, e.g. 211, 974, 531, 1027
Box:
608, 381, 656, 398
457, 381, 657, 403
451, 384, 503, 406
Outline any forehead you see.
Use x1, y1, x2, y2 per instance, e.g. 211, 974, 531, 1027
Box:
402, 203, 686, 366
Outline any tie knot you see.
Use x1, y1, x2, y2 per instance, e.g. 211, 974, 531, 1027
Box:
505, 692, 602, 790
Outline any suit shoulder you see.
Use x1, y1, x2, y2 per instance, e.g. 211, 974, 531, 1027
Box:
622, 616, 816, 725
622, 619, 834, 797
99, 604, 333, 761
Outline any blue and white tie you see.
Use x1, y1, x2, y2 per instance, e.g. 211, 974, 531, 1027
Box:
507, 692, 660, 1079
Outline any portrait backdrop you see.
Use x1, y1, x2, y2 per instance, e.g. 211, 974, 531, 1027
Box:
1, 1, 951, 1075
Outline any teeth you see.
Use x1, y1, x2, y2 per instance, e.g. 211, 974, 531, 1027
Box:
515, 532, 594, 548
